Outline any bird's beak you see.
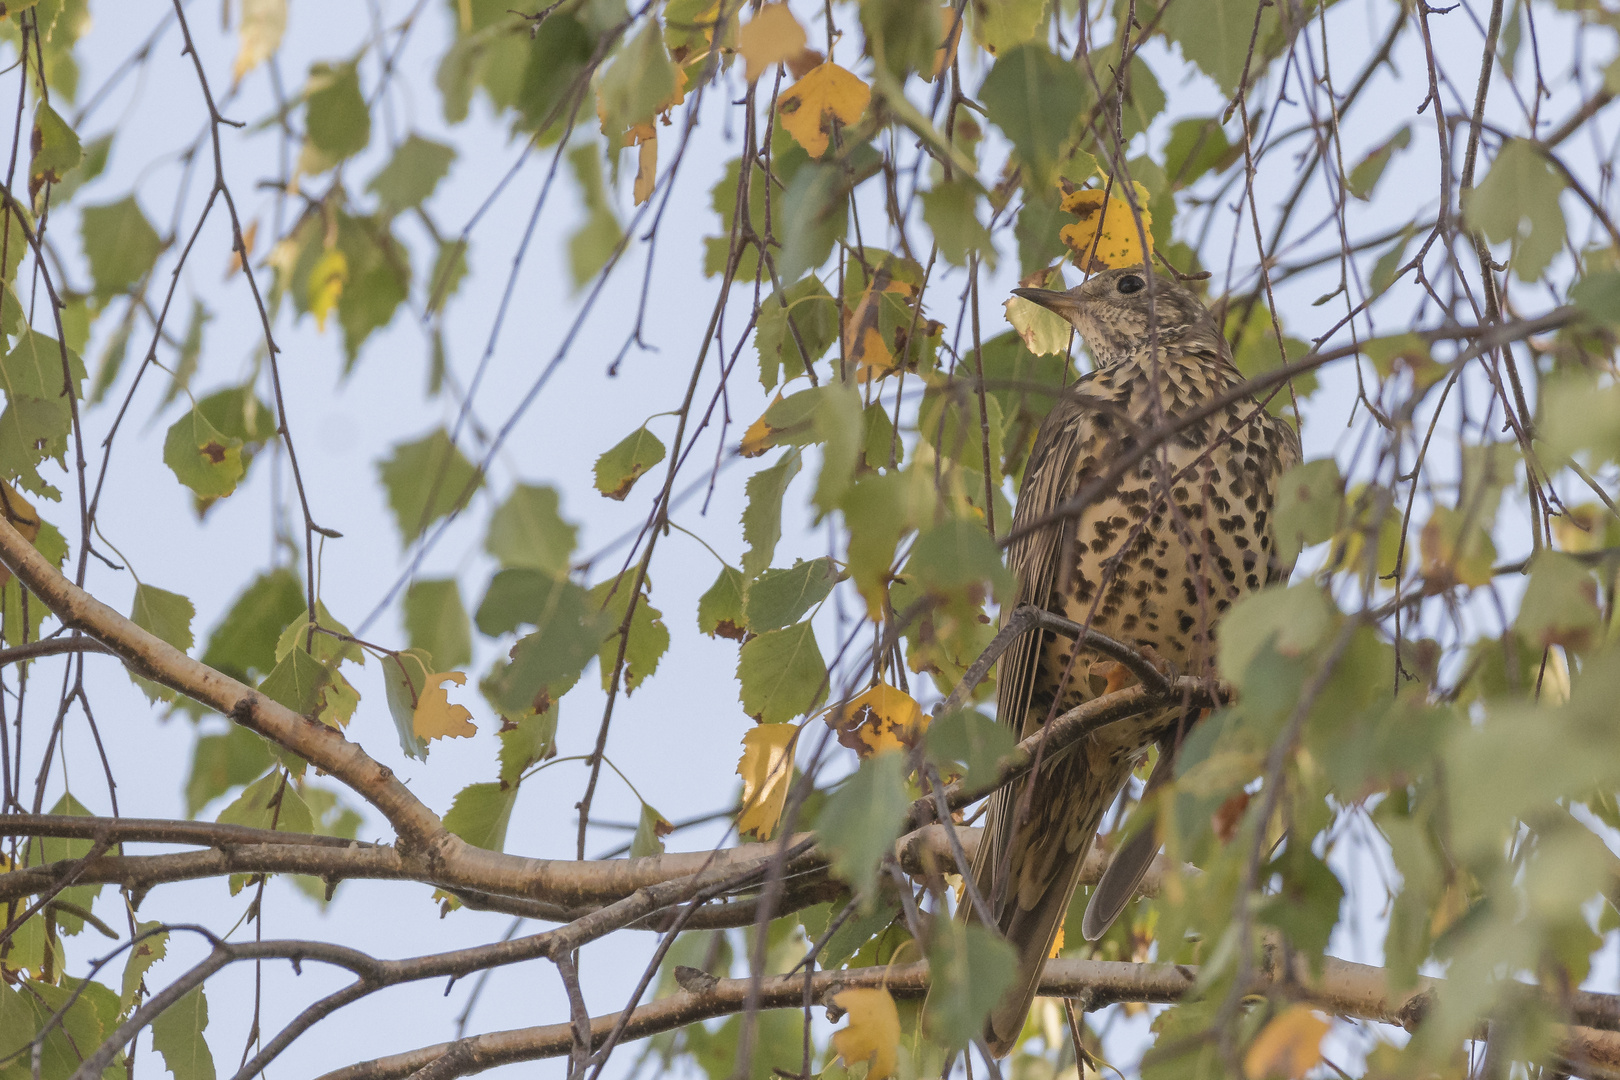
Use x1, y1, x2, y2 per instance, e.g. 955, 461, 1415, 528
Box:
1011, 287, 1081, 321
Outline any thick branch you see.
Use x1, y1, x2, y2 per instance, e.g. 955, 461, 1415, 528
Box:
0, 820, 1175, 929
315, 954, 1620, 1080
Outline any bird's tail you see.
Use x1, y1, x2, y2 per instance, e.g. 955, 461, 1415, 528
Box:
922, 748, 1126, 1058
980, 841, 1091, 1055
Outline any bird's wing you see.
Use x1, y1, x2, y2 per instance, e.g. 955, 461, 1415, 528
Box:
961, 383, 1121, 1056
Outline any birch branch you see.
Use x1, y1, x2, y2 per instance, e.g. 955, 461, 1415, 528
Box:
312, 953, 1620, 1080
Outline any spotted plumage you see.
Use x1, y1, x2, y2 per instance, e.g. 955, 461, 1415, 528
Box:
964, 267, 1300, 1055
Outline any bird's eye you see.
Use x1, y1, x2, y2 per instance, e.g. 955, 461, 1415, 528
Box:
1116, 274, 1145, 295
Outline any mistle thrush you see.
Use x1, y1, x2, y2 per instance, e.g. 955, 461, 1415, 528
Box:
958, 266, 1301, 1055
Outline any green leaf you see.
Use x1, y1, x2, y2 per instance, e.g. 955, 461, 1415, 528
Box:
594, 425, 666, 501
498, 705, 557, 784
589, 576, 669, 694
1163, 117, 1237, 186
902, 518, 1013, 600
160, 299, 210, 410
150, 986, 214, 1080
741, 449, 801, 577
744, 558, 837, 633
0, 395, 69, 499
514, 13, 596, 136
120, 920, 168, 1016
52, 130, 111, 205
756, 276, 838, 391
484, 579, 612, 714
920, 179, 991, 268
257, 648, 333, 718
22, 793, 103, 935
476, 567, 578, 637
377, 427, 483, 543
443, 781, 519, 852
1217, 584, 1334, 689
631, 801, 674, 858
862, 0, 941, 79
1515, 551, 1602, 653
776, 161, 850, 285
428, 239, 468, 314
333, 212, 411, 365
303, 62, 371, 165
367, 134, 455, 213
1014, 189, 1069, 277
90, 312, 131, 403
163, 406, 244, 499
275, 602, 363, 668
811, 382, 863, 514
217, 770, 314, 835
925, 921, 1017, 1049
567, 145, 623, 289
1346, 125, 1411, 200
926, 708, 1013, 790
1272, 458, 1343, 564
979, 45, 1088, 185
968, 0, 1045, 54
195, 385, 276, 447
80, 196, 163, 301
381, 647, 436, 760
1572, 269, 1620, 325
185, 726, 272, 816
128, 583, 194, 702
814, 750, 909, 898
29, 101, 82, 190
404, 578, 471, 671
1464, 138, 1567, 282
697, 564, 747, 639
2, 327, 87, 400
1154, 0, 1279, 95
596, 17, 676, 143
1255, 847, 1345, 974
736, 620, 827, 723
486, 483, 577, 575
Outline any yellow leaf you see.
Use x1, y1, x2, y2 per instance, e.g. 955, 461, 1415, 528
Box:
226, 219, 259, 278
634, 137, 658, 206
1243, 1005, 1329, 1080
1058, 180, 1154, 272
740, 393, 784, 457
414, 671, 477, 742
828, 684, 925, 757
1048, 926, 1065, 959
928, 5, 963, 82
233, 0, 286, 86
738, 3, 808, 83
1554, 503, 1608, 553
844, 271, 925, 382
1419, 506, 1496, 587
598, 69, 690, 148
830, 987, 900, 1080
0, 481, 39, 589
309, 248, 348, 332
736, 723, 798, 840
778, 63, 870, 158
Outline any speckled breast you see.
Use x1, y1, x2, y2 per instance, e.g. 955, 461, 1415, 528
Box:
1037, 353, 1294, 716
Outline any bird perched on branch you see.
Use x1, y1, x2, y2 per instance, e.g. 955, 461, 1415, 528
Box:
956, 266, 1300, 1056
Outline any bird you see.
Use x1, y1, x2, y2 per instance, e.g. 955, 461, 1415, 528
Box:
949, 265, 1301, 1056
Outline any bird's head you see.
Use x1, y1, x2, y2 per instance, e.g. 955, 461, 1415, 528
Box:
1011, 266, 1218, 366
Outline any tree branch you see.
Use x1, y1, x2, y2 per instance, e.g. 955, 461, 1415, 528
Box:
0, 819, 1175, 930
313, 953, 1620, 1080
